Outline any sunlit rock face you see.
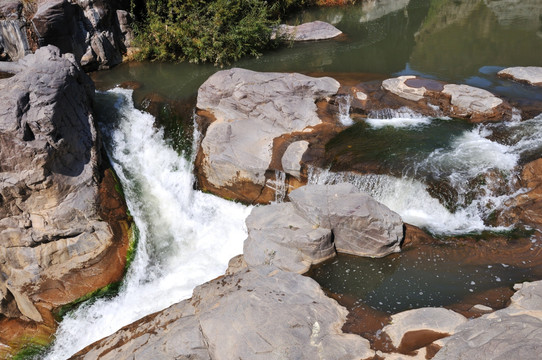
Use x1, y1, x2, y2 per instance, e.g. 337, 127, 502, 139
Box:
73, 266, 374, 360
195, 67, 340, 204
0, 46, 128, 328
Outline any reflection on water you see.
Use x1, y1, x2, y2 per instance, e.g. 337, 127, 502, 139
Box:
92, 0, 542, 103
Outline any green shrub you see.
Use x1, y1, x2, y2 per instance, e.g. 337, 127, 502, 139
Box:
132, 0, 317, 65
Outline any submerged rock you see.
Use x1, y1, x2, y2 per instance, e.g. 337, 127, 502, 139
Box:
272, 21, 343, 41
498, 66, 542, 87
74, 266, 374, 360
195, 68, 340, 203
0, 46, 129, 346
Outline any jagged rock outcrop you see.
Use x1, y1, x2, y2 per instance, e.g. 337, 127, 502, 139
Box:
433, 280, 542, 359
0, 0, 132, 70
272, 21, 343, 41
0, 46, 129, 347
0, 0, 32, 61
73, 265, 374, 360
498, 66, 542, 87
195, 68, 341, 204
31, 0, 133, 70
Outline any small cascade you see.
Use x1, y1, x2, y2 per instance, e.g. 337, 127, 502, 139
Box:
307, 167, 518, 235
365, 107, 433, 129
266, 170, 288, 203
337, 94, 354, 126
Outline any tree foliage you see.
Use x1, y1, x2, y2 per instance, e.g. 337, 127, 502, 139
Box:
132, 0, 314, 65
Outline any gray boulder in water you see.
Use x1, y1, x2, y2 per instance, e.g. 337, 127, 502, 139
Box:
243, 183, 403, 273
289, 183, 404, 258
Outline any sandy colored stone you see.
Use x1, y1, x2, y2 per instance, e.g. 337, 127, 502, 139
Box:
272, 21, 342, 41
383, 308, 467, 348
74, 266, 374, 360
498, 66, 542, 87
196, 68, 339, 201
289, 183, 403, 258
382, 76, 426, 101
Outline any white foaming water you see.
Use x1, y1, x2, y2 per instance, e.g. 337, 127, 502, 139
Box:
418, 125, 519, 179
308, 169, 513, 235
45, 88, 252, 359
337, 94, 354, 126
366, 107, 433, 129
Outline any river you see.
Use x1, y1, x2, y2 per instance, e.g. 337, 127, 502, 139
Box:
45, 0, 542, 358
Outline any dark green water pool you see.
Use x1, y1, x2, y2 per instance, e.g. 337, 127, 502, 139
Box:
92, 0, 542, 103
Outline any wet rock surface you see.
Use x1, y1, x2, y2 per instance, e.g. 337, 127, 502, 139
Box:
0, 46, 129, 350
73, 266, 374, 360
498, 66, 542, 87
272, 20, 343, 41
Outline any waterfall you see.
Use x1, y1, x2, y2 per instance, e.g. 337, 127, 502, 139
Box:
266, 170, 287, 203
337, 94, 354, 126
365, 107, 433, 128
44, 88, 252, 359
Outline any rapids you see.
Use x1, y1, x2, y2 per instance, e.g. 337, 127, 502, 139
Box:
44, 89, 251, 359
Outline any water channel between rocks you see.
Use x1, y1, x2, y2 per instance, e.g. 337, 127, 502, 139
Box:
46, 0, 542, 358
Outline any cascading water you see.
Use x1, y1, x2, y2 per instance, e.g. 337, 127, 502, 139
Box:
310, 113, 542, 235
337, 94, 354, 126
366, 107, 433, 129
44, 88, 252, 359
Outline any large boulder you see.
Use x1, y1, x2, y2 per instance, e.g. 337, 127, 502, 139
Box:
74, 266, 374, 360
243, 184, 403, 271
243, 203, 335, 273
31, 0, 131, 70
498, 66, 542, 87
0, 46, 129, 344
289, 183, 404, 257
195, 68, 340, 203
0, 0, 32, 61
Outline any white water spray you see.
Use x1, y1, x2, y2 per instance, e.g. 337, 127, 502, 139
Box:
337, 94, 354, 126
365, 107, 433, 129
45, 88, 251, 359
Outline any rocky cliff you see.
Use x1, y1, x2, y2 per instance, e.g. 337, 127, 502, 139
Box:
0, 0, 133, 70
0, 46, 130, 354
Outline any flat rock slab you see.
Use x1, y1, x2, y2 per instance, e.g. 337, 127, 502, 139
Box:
379, 75, 511, 122
383, 308, 467, 348
273, 21, 343, 41
195, 68, 339, 202
74, 266, 374, 360
498, 66, 542, 87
